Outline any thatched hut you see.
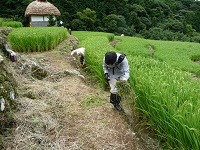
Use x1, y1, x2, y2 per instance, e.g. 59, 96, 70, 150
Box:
25, 0, 61, 27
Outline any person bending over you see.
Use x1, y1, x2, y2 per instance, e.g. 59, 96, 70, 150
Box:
103, 51, 130, 111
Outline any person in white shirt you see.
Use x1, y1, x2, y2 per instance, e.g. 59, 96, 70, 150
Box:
103, 51, 130, 110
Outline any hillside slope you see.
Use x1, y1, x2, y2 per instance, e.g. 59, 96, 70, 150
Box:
2, 36, 161, 149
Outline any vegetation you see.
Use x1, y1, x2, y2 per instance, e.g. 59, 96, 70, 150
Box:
8, 27, 68, 52
0, 18, 22, 28
0, 64, 18, 149
115, 36, 200, 76
0, 18, 3, 26
73, 31, 200, 149
80, 95, 106, 110
0, 0, 200, 42
129, 56, 200, 149
2, 21, 22, 28
47, 14, 56, 27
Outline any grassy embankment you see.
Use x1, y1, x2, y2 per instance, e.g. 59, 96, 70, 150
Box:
73, 31, 200, 150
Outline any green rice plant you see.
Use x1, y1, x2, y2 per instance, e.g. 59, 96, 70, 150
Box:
115, 36, 200, 76
73, 31, 114, 88
2, 21, 23, 28
8, 27, 67, 52
73, 31, 114, 42
73, 31, 200, 149
80, 95, 106, 110
128, 56, 200, 149
115, 36, 152, 57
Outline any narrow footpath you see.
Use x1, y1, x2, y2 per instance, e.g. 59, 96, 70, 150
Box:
3, 36, 161, 150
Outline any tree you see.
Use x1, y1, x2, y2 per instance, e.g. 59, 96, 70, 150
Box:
130, 4, 148, 17
47, 14, 56, 26
103, 14, 127, 34
164, 19, 184, 33
186, 24, 196, 36
71, 19, 85, 30
77, 8, 96, 31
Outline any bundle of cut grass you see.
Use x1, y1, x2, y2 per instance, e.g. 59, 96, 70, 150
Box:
116, 80, 136, 121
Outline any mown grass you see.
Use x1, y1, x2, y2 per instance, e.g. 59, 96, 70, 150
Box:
73, 31, 200, 149
80, 95, 106, 110
8, 27, 67, 52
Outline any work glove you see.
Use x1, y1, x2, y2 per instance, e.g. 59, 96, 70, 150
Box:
104, 73, 110, 81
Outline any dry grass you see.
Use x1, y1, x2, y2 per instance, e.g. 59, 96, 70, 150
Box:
3, 36, 161, 150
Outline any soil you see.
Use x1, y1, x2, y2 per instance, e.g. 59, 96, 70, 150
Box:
3, 36, 162, 150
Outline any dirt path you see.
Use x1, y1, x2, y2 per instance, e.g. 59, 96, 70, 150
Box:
3, 36, 160, 150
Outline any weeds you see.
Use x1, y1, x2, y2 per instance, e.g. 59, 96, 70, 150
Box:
80, 95, 106, 110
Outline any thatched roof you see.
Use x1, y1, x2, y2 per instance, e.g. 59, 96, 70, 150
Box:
25, 0, 61, 17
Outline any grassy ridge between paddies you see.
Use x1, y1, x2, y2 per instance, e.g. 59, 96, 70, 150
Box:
73, 31, 200, 149
8, 27, 67, 52
115, 36, 200, 76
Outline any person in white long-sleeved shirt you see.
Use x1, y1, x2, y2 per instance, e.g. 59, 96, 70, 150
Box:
103, 51, 130, 110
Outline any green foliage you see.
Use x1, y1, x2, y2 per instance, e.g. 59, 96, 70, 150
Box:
80, 95, 106, 110
191, 34, 200, 43
0, 18, 3, 26
0, 18, 22, 28
73, 31, 200, 149
8, 27, 68, 52
73, 31, 114, 88
103, 14, 127, 35
77, 8, 96, 31
73, 31, 114, 42
47, 14, 56, 27
71, 19, 85, 30
115, 36, 200, 76
164, 19, 184, 33
128, 56, 200, 149
1, 0, 200, 42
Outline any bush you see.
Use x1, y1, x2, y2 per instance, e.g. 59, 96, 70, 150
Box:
191, 35, 200, 43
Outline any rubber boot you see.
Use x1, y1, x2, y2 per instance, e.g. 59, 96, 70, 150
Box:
110, 93, 122, 111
